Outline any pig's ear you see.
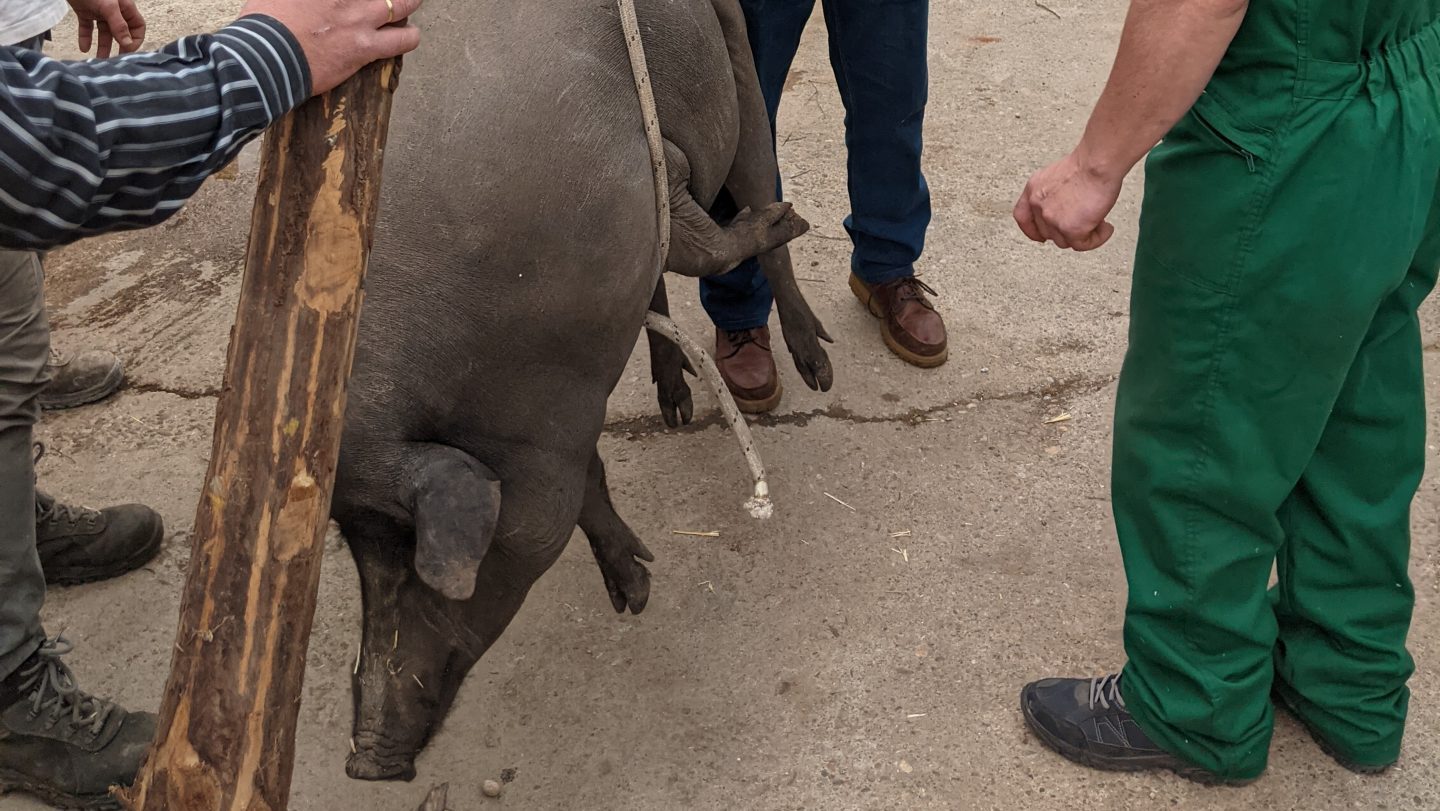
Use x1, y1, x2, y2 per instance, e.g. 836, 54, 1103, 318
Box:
407, 444, 502, 601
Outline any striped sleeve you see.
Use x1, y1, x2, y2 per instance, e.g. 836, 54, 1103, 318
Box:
0, 15, 312, 249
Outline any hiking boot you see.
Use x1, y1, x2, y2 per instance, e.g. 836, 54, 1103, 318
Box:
39, 348, 123, 411
1021, 673, 1248, 786
848, 274, 947, 368
1272, 688, 1395, 775
35, 490, 163, 588
715, 327, 782, 414
0, 638, 157, 809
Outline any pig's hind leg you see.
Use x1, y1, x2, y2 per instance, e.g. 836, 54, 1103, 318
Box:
709, 0, 834, 392
661, 139, 808, 279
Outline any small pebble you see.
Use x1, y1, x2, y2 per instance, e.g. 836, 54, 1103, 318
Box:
482, 779, 503, 798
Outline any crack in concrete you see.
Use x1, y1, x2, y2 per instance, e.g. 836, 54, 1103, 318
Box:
125, 381, 222, 400
116, 372, 1122, 433
603, 373, 1118, 438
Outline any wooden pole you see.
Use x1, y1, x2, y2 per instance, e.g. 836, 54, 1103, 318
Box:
118, 56, 401, 811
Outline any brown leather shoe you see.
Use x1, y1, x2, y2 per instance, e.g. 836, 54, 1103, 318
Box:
849, 274, 948, 368
715, 327, 782, 414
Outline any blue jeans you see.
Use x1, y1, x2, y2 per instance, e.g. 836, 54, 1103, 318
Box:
700, 0, 931, 331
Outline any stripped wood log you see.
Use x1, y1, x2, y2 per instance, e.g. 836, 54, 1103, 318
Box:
117, 56, 401, 811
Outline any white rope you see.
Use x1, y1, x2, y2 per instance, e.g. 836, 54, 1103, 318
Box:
620, 0, 772, 519
643, 312, 772, 519
617, 0, 670, 264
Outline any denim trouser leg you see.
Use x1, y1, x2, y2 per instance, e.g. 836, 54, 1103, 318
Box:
822, 0, 930, 283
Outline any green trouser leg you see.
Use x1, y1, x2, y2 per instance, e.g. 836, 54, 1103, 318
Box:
1270, 196, 1440, 768
1111, 36, 1440, 779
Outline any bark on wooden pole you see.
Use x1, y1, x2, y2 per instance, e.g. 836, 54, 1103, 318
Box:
118, 56, 401, 811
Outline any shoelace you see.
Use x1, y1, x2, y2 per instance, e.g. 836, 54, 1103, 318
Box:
17, 637, 114, 737
31, 444, 100, 529
892, 276, 938, 303
36, 498, 98, 530
1088, 673, 1126, 711
721, 330, 767, 360
47, 347, 64, 366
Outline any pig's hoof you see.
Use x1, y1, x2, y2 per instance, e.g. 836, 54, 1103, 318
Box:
650, 331, 694, 428
738, 202, 810, 255
601, 555, 651, 615
778, 309, 835, 392
347, 740, 418, 782
656, 377, 693, 428
591, 534, 654, 615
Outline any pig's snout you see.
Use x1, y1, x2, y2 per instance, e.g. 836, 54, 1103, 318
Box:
347, 726, 419, 781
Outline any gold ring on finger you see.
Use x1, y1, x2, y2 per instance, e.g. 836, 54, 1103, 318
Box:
385, 0, 395, 24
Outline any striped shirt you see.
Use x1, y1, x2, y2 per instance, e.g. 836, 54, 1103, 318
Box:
0, 15, 311, 249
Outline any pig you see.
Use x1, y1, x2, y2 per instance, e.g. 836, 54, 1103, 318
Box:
331, 0, 833, 781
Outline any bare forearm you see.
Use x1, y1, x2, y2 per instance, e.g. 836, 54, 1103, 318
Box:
1077, 0, 1249, 181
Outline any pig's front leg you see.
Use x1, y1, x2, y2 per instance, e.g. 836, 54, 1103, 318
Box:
644, 275, 695, 428
577, 450, 654, 615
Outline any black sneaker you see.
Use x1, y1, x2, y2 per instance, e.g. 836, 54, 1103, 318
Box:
1272, 688, 1394, 775
35, 490, 163, 588
0, 638, 157, 809
1021, 673, 1247, 786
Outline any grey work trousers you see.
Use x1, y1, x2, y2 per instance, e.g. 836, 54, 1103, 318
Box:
0, 32, 56, 683
0, 247, 48, 682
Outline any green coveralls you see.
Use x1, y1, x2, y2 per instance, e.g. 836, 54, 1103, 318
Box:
1115, 1, 1440, 781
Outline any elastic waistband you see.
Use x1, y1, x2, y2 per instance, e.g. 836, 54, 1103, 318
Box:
1298, 14, 1440, 100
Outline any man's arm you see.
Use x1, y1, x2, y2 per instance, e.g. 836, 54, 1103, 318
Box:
1014, 0, 1249, 251
0, 16, 306, 248
0, 0, 421, 251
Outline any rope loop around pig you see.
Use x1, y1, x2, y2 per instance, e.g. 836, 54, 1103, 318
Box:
619, 0, 772, 518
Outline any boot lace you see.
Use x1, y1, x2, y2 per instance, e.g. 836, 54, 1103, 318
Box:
16, 637, 115, 737
35, 497, 99, 531
31, 444, 102, 531
721, 330, 768, 360
1088, 673, 1127, 711
892, 277, 938, 304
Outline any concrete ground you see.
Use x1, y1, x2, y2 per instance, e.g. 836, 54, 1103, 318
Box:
12, 1, 1440, 809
